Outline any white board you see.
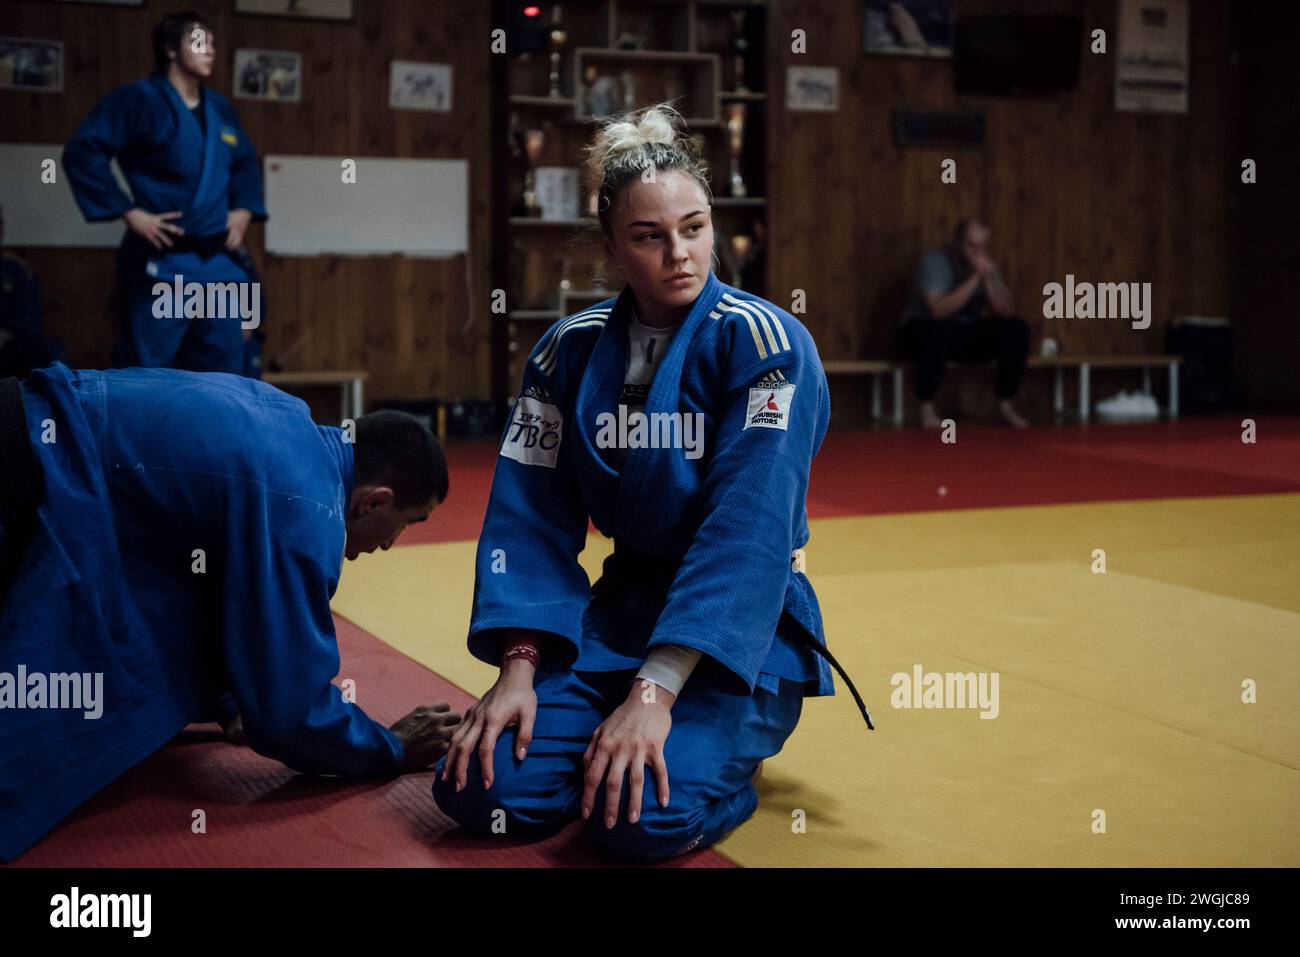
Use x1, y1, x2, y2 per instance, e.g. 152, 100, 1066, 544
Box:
0, 142, 129, 248
264, 155, 467, 257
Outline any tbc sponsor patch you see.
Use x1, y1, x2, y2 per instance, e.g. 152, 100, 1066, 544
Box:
501, 395, 563, 467
744, 381, 795, 430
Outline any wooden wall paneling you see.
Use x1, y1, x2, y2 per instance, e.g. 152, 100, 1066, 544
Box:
766, 0, 1233, 423
3, 0, 1236, 418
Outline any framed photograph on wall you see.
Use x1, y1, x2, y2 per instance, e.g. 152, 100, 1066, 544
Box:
0, 37, 64, 92
234, 0, 353, 21
389, 61, 453, 113
863, 0, 954, 57
786, 66, 840, 112
233, 49, 302, 103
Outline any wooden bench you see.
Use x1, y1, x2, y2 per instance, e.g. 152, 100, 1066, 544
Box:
822, 360, 904, 424
263, 370, 368, 422
1030, 354, 1183, 423
823, 355, 1184, 425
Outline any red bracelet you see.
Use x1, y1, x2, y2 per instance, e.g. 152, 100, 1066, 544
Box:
502, 638, 540, 668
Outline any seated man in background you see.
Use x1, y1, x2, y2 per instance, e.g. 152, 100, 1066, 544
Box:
0, 204, 64, 379
897, 218, 1031, 428
0, 364, 459, 861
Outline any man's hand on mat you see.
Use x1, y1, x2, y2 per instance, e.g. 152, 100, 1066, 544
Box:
391, 703, 463, 772
440, 660, 537, 792
582, 682, 674, 829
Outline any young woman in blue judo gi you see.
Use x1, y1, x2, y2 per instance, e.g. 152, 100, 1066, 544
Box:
433, 105, 872, 863
0, 367, 461, 861
63, 12, 266, 376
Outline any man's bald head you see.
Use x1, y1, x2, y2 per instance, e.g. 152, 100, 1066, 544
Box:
952, 218, 992, 270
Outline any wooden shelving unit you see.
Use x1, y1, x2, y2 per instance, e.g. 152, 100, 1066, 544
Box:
490, 0, 770, 405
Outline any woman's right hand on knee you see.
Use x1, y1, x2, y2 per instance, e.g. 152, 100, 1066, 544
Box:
440, 658, 537, 793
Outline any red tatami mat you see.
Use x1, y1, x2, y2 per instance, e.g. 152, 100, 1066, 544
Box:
399, 416, 1300, 546
10, 616, 732, 868
806, 416, 1300, 517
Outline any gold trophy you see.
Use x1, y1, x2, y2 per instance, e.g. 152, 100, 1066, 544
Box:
716, 230, 754, 289
717, 220, 764, 289
726, 233, 754, 288
522, 128, 546, 217
547, 5, 568, 98
726, 102, 748, 198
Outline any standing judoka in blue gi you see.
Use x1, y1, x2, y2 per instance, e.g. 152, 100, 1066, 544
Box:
433, 105, 872, 863
63, 12, 266, 376
0, 365, 461, 861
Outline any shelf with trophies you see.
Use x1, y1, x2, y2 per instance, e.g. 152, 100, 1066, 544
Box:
494, 0, 769, 398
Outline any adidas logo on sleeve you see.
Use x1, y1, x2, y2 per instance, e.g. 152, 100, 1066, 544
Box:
745, 371, 795, 431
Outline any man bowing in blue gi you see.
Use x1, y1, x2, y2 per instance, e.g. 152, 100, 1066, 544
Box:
63, 11, 265, 376
0, 364, 459, 861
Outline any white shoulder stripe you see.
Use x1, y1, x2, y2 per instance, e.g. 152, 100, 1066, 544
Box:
742, 312, 768, 359
535, 308, 610, 369
716, 299, 770, 359
723, 293, 791, 352
754, 309, 780, 353
538, 318, 606, 373
537, 308, 611, 362
718, 297, 796, 361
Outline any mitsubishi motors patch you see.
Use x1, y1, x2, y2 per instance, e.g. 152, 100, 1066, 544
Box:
744, 378, 795, 430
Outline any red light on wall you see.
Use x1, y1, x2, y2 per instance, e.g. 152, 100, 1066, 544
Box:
523, 5, 541, 16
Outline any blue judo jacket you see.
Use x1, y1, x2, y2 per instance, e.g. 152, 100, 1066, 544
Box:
0, 365, 402, 861
470, 272, 840, 699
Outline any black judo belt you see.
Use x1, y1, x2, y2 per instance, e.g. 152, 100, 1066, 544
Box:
126, 230, 231, 260
610, 540, 875, 731
0, 376, 45, 597
165, 231, 232, 258
783, 617, 875, 731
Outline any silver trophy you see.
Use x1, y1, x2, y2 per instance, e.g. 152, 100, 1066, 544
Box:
730, 11, 751, 93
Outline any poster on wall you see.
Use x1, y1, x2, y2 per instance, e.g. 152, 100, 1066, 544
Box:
235, 0, 353, 21
786, 66, 840, 112
1115, 0, 1188, 113
234, 49, 302, 103
389, 61, 453, 112
534, 167, 580, 221
862, 0, 953, 57
0, 37, 63, 92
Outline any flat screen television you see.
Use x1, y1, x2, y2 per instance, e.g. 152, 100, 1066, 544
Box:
954, 16, 1083, 96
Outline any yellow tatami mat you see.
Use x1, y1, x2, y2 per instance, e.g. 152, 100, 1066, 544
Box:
332, 494, 1300, 866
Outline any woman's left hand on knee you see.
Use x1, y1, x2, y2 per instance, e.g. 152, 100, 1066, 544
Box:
581, 680, 674, 829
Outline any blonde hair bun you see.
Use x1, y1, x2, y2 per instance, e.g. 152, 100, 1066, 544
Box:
584, 102, 711, 230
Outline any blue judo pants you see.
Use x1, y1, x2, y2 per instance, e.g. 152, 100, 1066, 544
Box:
114, 248, 252, 376
432, 666, 802, 863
